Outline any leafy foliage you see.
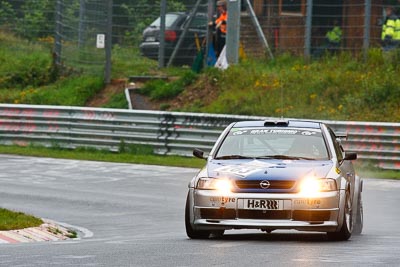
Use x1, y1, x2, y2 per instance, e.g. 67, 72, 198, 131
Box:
140, 70, 197, 100
102, 92, 128, 109
0, 1, 16, 27
0, 31, 58, 89
0, 0, 187, 43
0, 74, 104, 106
113, 0, 186, 45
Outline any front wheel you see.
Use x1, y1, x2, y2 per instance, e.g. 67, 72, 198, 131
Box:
327, 189, 353, 241
185, 192, 210, 239
353, 191, 363, 235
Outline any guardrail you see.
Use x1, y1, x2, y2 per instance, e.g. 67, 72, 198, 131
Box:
0, 104, 399, 170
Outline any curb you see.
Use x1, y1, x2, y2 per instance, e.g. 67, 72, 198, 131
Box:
0, 219, 74, 244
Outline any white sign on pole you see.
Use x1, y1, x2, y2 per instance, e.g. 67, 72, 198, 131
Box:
96, 34, 105, 49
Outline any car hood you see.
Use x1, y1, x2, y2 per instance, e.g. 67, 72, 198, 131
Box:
201, 159, 334, 193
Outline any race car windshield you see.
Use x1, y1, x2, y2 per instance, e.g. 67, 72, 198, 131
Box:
215, 127, 329, 160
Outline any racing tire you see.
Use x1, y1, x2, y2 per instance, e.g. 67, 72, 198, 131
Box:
327, 189, 353, 241
353, 191, 363, 235
210, 230, 225, 239
185, 193, 211, 239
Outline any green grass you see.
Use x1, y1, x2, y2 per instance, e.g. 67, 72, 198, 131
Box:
354, 162, 400, 180
111, 45, 159, 78
102, 92, 129, 109
0, 145, 204, 169
0, 208, 43, 230
359, 169, 399, 180
139, 70, 198, 100
1, 32, 398, 122
0, 75, 105, 106
179, 51, 400, 122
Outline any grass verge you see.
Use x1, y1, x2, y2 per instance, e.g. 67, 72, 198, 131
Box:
0, 208, 43, 231
0, 145, 205, 169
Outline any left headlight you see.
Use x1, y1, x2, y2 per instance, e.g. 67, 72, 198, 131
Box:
299, 178, 337, 196
196, 178, 232, 193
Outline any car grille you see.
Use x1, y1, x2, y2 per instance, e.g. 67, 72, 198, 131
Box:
234, 180, 295, 190
199, 208, 331, 222
238, 210, 291, 220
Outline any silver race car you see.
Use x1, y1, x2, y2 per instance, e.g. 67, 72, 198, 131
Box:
185, 119, 363, 240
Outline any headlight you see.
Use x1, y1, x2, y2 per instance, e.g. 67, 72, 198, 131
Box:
299, 178, 337, 196
196, 178, 232, 193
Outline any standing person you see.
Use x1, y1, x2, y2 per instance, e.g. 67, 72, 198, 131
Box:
209, 0, 228, 57
325, 19, 342, 53
313, 19, 342, 58
381, 6, 399, 51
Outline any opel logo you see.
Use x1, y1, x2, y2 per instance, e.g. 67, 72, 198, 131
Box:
260, 180, 271, 189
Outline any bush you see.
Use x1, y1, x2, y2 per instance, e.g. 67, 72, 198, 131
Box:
139, 70, 197, 100
2, 75, 104, 106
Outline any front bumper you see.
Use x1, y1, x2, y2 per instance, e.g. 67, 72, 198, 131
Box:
139, 42, 161, 59
191, 189, 341, 232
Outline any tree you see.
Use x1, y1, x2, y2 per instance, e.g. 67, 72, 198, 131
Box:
112, 0, 186, 45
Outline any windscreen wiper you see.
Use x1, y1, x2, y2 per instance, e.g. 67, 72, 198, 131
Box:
214, 155, 254, 160
255, 155, 315, 160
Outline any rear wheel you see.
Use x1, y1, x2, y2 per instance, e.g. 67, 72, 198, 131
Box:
185, 193, 210, 239
327, 189, 353, 241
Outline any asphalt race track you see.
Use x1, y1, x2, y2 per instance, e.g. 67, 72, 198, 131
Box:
0, 155, 399, 266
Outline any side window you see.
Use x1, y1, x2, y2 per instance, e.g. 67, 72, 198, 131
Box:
162, 14, 181, 27
328, 128, 343, 161
279, 0, 305, 16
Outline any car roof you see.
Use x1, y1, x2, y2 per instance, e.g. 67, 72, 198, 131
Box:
153, 12, 207, 26
165, 12, 207, 17
232, 119, 322, 129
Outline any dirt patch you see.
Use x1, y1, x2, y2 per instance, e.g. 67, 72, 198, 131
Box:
86, 75, 218, 111
167, 76, 219, 110
86, 78, 156, 110
86, 79, 127, 107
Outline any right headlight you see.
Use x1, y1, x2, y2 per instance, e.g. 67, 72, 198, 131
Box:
196, 178, 232, 193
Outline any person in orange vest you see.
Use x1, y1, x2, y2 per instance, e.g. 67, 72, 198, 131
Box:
209, 0, 228, 57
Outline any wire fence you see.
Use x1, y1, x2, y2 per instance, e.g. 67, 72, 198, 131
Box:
0, 1, 398, 77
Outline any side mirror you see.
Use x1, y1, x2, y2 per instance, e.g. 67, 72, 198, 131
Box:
344, 152, 357, 160
193, 148, 206, 159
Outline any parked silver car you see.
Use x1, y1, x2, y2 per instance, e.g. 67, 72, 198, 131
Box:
185, 119, 363, 240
